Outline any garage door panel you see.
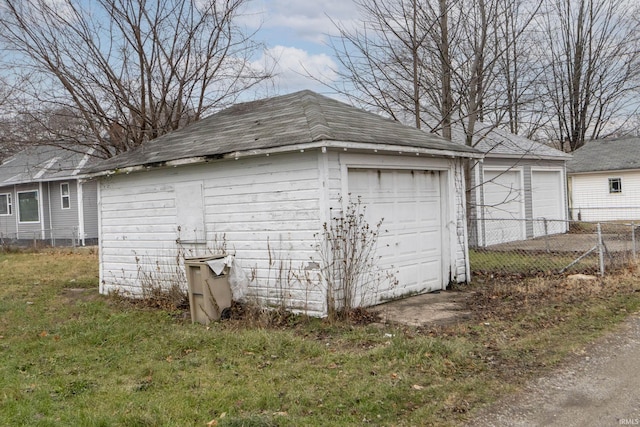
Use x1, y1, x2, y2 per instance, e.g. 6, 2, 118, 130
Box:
482, 170, 524, 245
532, 170, 566, 237
348, 168, 443, 305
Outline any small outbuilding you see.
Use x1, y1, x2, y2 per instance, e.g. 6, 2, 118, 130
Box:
459, 124, 571, 246
567, 137, 640, 221
87, 90, 481, 316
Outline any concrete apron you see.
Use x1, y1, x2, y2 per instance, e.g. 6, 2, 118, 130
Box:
370, 291, 472, 327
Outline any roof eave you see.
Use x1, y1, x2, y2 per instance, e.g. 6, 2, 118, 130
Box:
568, 167, 640, 175
87, 140, 484, 178
483, 152, 571, 161
0, 175, 82, 187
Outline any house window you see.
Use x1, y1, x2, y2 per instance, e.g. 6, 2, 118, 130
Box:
609, 177, 622, 194
0, 193, 11, 215
18, 191, 39, 223
61, 182, 71, 209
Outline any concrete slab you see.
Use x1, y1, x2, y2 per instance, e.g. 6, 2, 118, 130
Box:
370, 290, 472, 327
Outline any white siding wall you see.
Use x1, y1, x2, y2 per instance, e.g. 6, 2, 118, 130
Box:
571, 171, 640, 221
99, 151, 327, 315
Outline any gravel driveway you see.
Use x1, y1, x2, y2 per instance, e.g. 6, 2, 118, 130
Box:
466, 313, 640, 426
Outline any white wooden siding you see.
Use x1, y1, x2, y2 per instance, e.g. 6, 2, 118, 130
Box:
571, 170, 640, 221
99, 152, 326, 315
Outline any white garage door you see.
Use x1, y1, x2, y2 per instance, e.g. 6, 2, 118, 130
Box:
531, 170, 566, 237
482, 169, 524, 245
347, 168, 443, 306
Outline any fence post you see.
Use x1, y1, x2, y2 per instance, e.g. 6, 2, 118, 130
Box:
597, 223, 605, 276
544, 218, 550, 253
632, 222, 636, 260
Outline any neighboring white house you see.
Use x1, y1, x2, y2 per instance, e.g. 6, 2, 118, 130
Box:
448, 123, 571, 246
567, 137, 640, 221
86, 90, 482, 316
0, 144, 99, 246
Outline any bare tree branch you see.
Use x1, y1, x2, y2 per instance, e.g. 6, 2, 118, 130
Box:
0, 0, 272, 157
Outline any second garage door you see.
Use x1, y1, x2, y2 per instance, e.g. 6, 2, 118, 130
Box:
347, 168, 444, 306
482, 169, 525, 245
531, 170, 566, 237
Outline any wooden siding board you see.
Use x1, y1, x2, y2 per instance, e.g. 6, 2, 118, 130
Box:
99, 151, 327, 316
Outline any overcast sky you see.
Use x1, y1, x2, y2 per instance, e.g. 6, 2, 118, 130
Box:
240, 0, 360, 97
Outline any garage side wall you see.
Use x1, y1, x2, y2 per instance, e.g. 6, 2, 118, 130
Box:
98, 152, 327, 316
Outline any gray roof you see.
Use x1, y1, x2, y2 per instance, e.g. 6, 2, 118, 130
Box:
449, 122, 570, 160
87, 90, 480, 173
567, 137, 640, 174
0, 145, 97, 186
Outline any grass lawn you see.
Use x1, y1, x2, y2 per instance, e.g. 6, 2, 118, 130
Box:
2, 249, 640, 426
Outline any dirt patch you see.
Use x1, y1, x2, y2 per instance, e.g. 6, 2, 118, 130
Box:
61, 288, 101, 304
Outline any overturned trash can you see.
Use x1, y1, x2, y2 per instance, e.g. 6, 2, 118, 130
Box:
184, 255, 232, 324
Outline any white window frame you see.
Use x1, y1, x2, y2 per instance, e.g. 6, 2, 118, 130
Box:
61, 182, 71, 209
17, 190, 40, 223
609, 177, 622, 194
0, 192, 12, 216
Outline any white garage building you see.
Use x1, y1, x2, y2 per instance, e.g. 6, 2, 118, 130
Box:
462, 124, 571, 247
87, 90, 481, 316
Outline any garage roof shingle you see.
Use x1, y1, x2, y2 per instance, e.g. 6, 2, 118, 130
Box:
87, 90, 480, 173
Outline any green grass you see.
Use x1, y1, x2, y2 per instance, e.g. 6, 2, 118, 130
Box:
2, 249, 640, 426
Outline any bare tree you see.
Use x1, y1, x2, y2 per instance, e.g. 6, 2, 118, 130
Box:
540, 0, 640, 152
329, 0, 542, 144
0, 0, 272, 158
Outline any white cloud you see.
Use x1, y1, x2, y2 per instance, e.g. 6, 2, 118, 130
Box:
252, 45, 338, 93
240, 0, 359, 44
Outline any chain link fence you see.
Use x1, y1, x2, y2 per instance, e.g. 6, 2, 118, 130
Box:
470, 219, 639, 277
0, 227, 93, 249
569, 206, 640, 222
